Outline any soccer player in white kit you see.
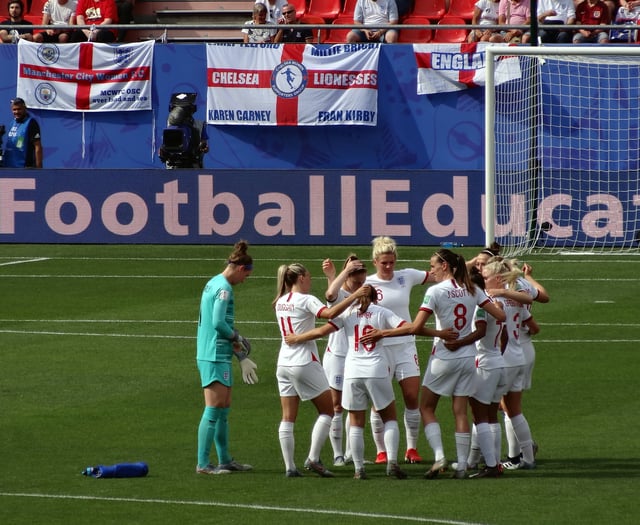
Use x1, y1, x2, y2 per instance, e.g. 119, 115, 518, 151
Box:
486, 259, 547, 467
365, 236, 434, 465
273, 263, 368, 477
361, 248, 506, 479
285, 285, 422, 479
482, 259, 540, 470
453, 267, 509, 478
321, 255, 367, 466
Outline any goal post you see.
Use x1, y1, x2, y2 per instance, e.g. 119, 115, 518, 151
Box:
485, 46, 640, 255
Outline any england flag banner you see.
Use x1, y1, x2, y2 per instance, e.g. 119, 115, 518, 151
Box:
414, 43, 521, 95
206, 43, 380, 126
17, 40, 154, 112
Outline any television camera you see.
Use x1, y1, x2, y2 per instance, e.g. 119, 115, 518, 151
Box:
159, 92, 208, 169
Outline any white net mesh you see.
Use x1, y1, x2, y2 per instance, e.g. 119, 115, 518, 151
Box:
487, 49, 640, 256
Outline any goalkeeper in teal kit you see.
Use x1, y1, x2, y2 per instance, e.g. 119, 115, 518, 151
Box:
196, 240, 258, 475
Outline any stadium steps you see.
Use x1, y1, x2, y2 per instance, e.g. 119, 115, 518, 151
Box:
129, 0, 255, 42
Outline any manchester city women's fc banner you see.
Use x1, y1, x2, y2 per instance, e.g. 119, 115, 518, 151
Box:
16, 40, 154, 112
206, 43, 380, 126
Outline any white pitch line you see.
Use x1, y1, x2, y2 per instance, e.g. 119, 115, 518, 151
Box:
0, 274, 637, 282
0, 330, 637, 344
0, 492, 490, 525
2, 320, 639, 327
0, 257, 49, 267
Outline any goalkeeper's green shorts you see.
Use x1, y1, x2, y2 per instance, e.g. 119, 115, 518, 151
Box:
197, 359, 233, 388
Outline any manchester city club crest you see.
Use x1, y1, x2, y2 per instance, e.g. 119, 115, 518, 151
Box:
271, 60, 308, 99
35, 83, 57, 105
36, 44, 60, 65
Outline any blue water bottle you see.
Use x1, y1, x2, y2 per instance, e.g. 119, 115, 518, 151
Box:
82, 462, 148, 478
440, 241, 463, 248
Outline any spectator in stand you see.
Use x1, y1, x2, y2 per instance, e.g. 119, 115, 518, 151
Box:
255, 0, 286, 24
497, 0, 531, 43
71, 0, 118, 42
468, 0, 502, 42
242, 3, 278, 43
4, 97, 42, 168
275, 3, 314, 43
573, 0, 611, 43
33, 0, 77, 43
347, 0, 399, 43
0, 0, 33, 43
609, 1, 640, 42
537, 0, 575, 43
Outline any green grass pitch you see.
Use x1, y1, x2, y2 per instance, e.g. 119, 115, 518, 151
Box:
1, 244, 639, 525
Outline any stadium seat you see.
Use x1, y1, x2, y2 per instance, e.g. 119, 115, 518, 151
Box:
326, 15, 353, 43
300, 14, 328, 43
445, 0, 476, 21
27, 0, 47, 15
410, 0, 446, 21
288, 0, 308, 19
432, 16, 468, 42
341, 0, 358, 16
306, 0, 342, 22
399, 16, 432, 43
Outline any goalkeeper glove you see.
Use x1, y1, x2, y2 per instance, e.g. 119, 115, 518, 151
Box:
231, 330, 251, 361
239, 357, 258, 385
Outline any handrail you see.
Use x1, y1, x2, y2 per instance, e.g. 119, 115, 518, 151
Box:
3, 22, 632, 32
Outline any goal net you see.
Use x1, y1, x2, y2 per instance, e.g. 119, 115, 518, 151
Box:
484, 46, 640, 256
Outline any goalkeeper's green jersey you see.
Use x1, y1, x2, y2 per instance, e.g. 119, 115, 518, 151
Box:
197, 273, 235, 362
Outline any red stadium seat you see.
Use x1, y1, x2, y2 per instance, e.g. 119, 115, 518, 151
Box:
432, 16, 468, 42
300, 14, 328, 43
341, 0, 358, 16
306, 0, 342, 22
446, 0, 476, 21
326, 15, 353, 43
410, 0, 446, 21
398, 16, 432, 43
288, 0, 308, 19
27, 0, 47, 15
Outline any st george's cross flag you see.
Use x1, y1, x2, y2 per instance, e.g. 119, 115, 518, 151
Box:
413, 42, 521, 95
206, 43, 380, 126
16, 40, 153, 112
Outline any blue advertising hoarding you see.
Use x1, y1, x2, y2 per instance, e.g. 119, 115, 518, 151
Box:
0, 169, 485, 244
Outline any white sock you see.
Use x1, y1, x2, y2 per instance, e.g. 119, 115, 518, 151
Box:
503, 412, 520, 459
370, 409, 386, 454
476, 422, 497, 467
349, 425, 365, 471
455, 432, 471, 471
278, 421, 296, 472
308, 414, 331, 463
404, 408, 421, 450
424, 422, 444, 461
383, 420, 400, 465
467, 423, 481, 467
344, 416, 352, 458
490, 422, 502, 462
330, 412, 344, 459
510, 413, 534, 463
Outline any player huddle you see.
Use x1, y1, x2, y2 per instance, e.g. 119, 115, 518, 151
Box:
196, 237, 548, 479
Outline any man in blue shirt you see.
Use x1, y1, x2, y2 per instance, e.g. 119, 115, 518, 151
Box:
4, 97, 42, 168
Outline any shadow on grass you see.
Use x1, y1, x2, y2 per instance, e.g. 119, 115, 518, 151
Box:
523, 458, 640, 478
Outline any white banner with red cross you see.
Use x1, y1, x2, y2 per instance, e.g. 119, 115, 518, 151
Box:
16, 40, 154, 112
206, 43, 380, 126
414, 43, 521, 95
